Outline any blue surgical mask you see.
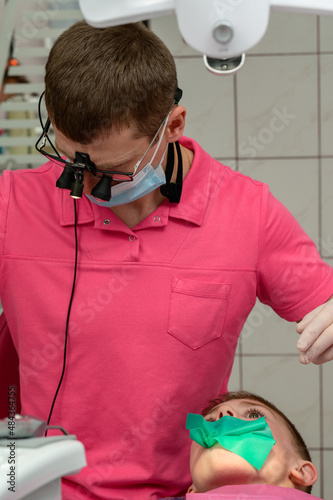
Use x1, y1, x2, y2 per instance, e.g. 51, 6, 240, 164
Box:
86, 115, 169, 208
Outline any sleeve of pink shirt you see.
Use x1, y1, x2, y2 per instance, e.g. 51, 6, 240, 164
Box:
256, 185, 333, 322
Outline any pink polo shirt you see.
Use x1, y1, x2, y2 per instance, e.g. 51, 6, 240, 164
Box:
0, 137, 332, 500
184, 484, 323, 499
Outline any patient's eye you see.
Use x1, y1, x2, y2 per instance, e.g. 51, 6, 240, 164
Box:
245, 407, 265, 419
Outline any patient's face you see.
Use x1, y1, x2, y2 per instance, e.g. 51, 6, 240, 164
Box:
189, 398, 299, 493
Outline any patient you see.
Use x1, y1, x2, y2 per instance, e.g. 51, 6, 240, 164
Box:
163, 391, 321, 499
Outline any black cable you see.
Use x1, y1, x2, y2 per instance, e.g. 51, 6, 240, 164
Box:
45, 199, 78, 435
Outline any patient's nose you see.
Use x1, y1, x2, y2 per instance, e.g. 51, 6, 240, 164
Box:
217, 406, 235, 419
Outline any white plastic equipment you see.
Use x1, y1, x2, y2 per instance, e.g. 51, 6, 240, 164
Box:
0, 416, 87, 500
78, 0, 333, 74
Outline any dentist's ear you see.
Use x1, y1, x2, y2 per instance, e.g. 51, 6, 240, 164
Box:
289, 460, 318, 489
187, 484, 199, 493
166, 105, 186, 143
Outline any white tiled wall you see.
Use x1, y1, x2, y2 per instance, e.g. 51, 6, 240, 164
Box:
176, 58, 235, 158
151, 12, 333, 499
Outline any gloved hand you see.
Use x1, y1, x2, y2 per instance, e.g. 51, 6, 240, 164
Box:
296, 297, 333, 364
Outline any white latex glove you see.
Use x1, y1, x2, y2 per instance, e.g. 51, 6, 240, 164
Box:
296, 298, 333, 364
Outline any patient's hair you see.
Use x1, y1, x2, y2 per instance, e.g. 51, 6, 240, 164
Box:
45, 21, 178, 144
202, 391, 313, 494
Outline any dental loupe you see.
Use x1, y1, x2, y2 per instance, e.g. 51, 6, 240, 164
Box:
79, 0, 333, 75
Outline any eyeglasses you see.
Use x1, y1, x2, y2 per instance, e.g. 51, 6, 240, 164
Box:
35, 93, 136, 184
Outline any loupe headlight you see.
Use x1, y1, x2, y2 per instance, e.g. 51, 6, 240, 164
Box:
55, 152, 97, 200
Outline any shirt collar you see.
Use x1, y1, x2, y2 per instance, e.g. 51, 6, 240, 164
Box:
56, 136, 219, 227
169, 136, 216, 226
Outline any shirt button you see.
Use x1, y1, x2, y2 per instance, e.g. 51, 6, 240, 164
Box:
153, 216, 161, 222
129, 235, 136, 242
103, 219, 111, 225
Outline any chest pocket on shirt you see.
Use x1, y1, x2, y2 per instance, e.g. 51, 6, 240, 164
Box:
167, 277, 231, 350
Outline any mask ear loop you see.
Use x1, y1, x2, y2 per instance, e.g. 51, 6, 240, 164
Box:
148, 112, 171, 166
131, 87, 182, 175
132, 112, 171, 176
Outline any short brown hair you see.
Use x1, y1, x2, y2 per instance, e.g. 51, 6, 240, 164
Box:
44, 21, 178, 144
202, 391, 313, 494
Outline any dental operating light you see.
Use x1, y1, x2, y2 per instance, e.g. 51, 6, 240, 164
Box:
79, 0, 333, 75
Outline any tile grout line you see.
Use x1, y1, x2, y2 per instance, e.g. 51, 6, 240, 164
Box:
316, 13, 322, 293
316, 16, 325, 500
233, 63, 243, 388
319, 365, 325, 499
233, 72, 239, 172
173, 52, 333, 60
309, 448, 333, 451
